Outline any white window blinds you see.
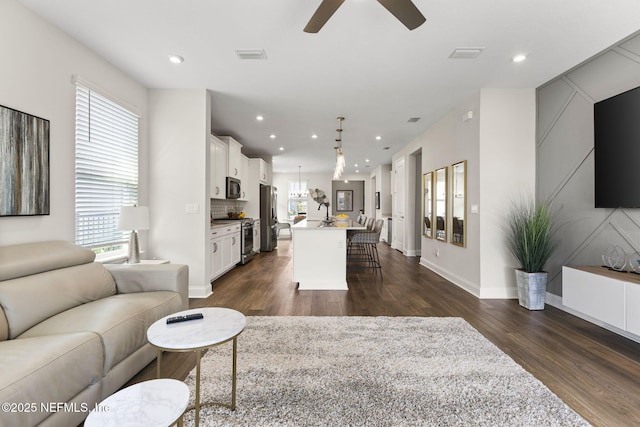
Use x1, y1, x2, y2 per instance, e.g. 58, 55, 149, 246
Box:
75, 84, 139, 250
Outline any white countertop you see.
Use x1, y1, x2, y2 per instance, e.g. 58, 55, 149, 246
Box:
292, 218, 366, 230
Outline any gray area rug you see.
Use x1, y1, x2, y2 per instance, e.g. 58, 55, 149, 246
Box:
182, 316, 589, 426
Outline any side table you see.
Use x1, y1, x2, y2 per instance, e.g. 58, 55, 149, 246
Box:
84, 378, 189, 427
147, 308, 246, 427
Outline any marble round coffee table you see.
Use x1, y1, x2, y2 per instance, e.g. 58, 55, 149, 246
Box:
84, 378, 189, 427
147, 308, 246, 427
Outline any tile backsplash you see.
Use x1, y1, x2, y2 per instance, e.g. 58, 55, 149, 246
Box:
211, 199, 247, 219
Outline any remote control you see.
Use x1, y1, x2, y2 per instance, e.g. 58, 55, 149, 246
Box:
166, 313, 204, 324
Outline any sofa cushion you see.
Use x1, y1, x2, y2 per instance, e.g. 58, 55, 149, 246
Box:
0, 240, 96, 282
0, 263, 116, 339
0, 332, 103, 427
19, 291, 182, 374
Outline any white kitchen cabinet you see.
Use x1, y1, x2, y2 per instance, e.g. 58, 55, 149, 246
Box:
253, 219, 261, 253
230, 232, 241, 265
220, 136, 242, 179
240, 154, 249, 200
210, 135, 227, 199
250, 158, 268, 184
210, 223, 241, 281
210, 237, 224, 280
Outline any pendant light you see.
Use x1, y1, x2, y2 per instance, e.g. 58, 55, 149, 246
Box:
333, 117, 345, 180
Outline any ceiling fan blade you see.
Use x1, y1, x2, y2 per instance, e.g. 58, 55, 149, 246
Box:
304, 0, 346, 33
377, 0, 426, 30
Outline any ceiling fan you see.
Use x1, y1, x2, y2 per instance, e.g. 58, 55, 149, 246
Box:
304, 0, 426, 33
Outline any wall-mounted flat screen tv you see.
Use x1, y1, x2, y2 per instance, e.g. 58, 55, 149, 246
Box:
0, 105, 50, 216
594, 85, 640, 208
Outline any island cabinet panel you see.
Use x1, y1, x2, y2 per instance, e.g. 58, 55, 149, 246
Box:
292, 226, 347, 290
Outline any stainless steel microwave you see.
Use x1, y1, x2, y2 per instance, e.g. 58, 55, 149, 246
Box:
226, 176, 241, 199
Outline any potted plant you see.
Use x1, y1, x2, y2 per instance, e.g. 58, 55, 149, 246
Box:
506, 197, 557, 310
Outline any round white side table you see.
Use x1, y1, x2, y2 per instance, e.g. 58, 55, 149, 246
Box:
84, 378, 189, 427
147, 307, 246, 427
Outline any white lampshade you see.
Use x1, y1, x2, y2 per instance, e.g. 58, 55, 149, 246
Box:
118, 206, 149, 231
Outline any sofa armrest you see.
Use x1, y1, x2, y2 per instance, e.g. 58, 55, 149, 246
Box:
104, 264, 189, 310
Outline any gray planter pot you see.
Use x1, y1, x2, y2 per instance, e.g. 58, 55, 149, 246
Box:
515, 269, 547, 310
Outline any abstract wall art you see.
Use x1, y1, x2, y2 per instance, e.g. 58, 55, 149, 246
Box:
0, 105, 50, 216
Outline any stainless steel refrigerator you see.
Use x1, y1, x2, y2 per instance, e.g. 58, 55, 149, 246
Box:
260, 184, 278, 251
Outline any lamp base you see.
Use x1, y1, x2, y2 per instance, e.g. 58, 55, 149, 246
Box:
128, 230, 140, 263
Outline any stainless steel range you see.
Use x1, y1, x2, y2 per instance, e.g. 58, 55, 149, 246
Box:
238, 218, 255, 264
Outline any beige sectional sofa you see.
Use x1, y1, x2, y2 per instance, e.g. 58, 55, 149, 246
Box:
0, 240, 189, 427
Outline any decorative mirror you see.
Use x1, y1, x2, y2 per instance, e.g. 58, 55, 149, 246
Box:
423, 172, 433, 238
435, 167, 447, 241
451, 160, 466, 247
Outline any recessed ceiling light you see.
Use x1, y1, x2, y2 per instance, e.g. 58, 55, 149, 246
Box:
375, 136, 382, 140
365, 159, 370, 162
270, 134, 276, 139
311, 134, 318, 139
279, 146, 284, 151
354, 164, 358, 167
356, 170, 359, 173
168, 54, 184, 64
512, 54, 527, 63
256, 115, 264, 121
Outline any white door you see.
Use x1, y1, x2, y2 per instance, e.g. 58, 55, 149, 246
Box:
393, 158, 405, 251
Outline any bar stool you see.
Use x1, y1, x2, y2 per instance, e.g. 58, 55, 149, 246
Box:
347, 219, 384, 279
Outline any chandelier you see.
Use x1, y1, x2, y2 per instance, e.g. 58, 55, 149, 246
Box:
295, 165, 309, 198
333, 117, 345, 180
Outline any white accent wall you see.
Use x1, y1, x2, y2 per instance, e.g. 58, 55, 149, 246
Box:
147, 89, 211, 297
0, 0, 149, 247
395, 89, 536, 299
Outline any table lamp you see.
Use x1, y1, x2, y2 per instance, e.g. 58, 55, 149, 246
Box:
118, 205, 149, 263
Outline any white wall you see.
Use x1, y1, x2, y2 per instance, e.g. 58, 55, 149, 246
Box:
148, 89, 211, 297
0, 0, 149, 247
394, 89, 535, 299
478, 88, 536, 298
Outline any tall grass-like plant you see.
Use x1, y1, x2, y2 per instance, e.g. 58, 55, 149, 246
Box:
506, 198, 557, 273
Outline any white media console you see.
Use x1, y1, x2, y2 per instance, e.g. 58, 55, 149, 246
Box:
563, 266, 640, 342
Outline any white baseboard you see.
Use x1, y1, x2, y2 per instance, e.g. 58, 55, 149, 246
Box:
188, 283, 213, 298
419, 257, 482, 297
418, 258, 518, 299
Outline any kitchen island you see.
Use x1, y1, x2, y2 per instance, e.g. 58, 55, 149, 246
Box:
292, 218, 366, 290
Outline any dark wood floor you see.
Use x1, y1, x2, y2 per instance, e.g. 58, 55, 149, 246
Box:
129, 238, 640, 426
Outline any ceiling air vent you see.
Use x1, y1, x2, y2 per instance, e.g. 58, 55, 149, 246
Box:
407, 117, 421, 123
449, 47, 485, 59
236, 49, 268, 60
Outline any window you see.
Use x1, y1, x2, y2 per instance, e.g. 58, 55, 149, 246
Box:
75, 83, 139, 255
288, 180, 308, 218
